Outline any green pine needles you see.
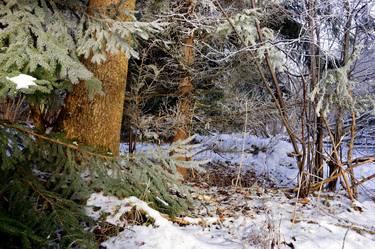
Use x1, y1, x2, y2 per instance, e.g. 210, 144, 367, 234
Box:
0, 0, 93, 83
0, 122, 190, 248
0, 0, 163, 100
0, 123, 96, 248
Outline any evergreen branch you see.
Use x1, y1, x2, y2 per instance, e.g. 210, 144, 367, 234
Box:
0, 120, 114, 160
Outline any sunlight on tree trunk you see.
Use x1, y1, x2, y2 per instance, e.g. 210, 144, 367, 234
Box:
173, 35, 195, 142
173, 1, 195, 178
62, 0, 136, 156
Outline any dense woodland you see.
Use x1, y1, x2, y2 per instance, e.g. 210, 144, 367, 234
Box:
0, 0, 374, 248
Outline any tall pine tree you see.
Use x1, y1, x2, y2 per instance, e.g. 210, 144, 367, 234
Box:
62, 0, 136, 155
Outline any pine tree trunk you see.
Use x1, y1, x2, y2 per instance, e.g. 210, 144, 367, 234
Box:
61, 0, 136, 156
173, 0, 195, 143
173, 35, 194, 142
173, 1, 195, 178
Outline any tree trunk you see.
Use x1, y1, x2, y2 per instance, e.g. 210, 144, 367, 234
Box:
173, 1, 195, 178
173, 35, 195, 142
329, 0, 352, 190
342, 0, 357, 197
307, 0, 324, 182
61, 0, 135, 156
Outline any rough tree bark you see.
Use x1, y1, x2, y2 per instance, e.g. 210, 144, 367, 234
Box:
62, 0, 136, 156
173, 0, 195, 178
306, 0, 324, 182
173, 34, 194, 142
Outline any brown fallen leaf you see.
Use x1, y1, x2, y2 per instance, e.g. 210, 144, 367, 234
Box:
298, 198, 310, 205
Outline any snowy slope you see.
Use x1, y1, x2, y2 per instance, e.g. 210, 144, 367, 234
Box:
120, 133, 375, 196
111, 134, 375, 249
86, 189, 375, 249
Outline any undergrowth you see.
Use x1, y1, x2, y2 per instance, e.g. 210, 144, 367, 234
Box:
0, 122, 189, 248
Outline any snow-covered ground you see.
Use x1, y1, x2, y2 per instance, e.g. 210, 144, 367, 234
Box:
87, 189, 375, 249
120, 134, 299, 186
349, 148, 375, 200
108, 134, 375, 249
193, 134, 299, 187
120, 133, 375, 193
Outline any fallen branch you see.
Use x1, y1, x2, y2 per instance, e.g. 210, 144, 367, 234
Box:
357, 173, 375, 186
344, 156, 375, 166
162, 215, 223, 227
290, 159, 374, 193
336, 223, 375, 235
322, 117, 353, 200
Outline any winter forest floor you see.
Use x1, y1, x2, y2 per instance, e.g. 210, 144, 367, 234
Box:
86, 134, 375, 249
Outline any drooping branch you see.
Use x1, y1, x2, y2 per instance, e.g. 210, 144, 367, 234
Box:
0, 120, 114, 160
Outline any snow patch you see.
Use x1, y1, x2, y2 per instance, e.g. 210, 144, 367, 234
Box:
86, 193, 240, 249
193, 134, 299, 186
6, 74, 37, 89
86, 190, 375, 249
120, 134, 299, 187
370, 3, 375, 19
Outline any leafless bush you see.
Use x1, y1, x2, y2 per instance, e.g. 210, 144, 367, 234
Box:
244, 214, 282, 249
0, 96, 28, 122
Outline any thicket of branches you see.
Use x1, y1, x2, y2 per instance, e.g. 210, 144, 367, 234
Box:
0, 0, 374, 248
124, 0, 375, 197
